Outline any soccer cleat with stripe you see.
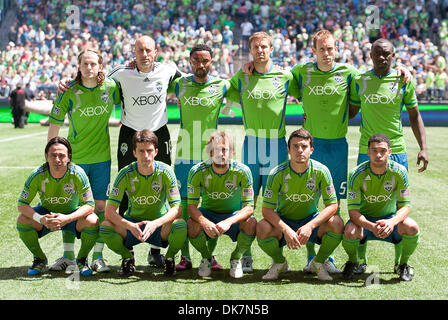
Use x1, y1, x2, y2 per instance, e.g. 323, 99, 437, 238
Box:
262, 260, 290, 281
119, 258, 136, 277
310, 258, 333, 281
324, 258, 341, 274
76, 258, 93, 276
92, 258, 111, 273
48, 256, 76, 273
27, 257, 48, 276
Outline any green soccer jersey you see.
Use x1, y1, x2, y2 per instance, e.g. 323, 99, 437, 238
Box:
228, 66, 299, 139
49, 78, 121, 164
291, 62, 359, 139
169, 76, 230, 161
187, 160, 254, 214
107, 161, 181, 221
347, 160, 410, 218
262, 159, 337, 221
349, 69, 418, 154
18, 163, 95, 214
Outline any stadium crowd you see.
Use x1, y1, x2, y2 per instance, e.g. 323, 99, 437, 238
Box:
1, 0, 448, 102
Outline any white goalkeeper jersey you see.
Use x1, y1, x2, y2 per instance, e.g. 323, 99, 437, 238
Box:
108, 62, 182, 131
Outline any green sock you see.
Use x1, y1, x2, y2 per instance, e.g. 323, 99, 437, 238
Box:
394, 242, 403, 264
17, 223, 46, 260
92, 212, 105, 260
242, 247, 252, 257
342, 236, 360, 263
257, 237, 285, 264
231, 231, 255, 260
400, 233, 420, 265
179, 200, 191, 259
99, 225, 133, 259
358, 242, 367, 264
77, 226, 99, 259
315, 232, 343, 264
189, 232, 212, 259
165, 220, 188, 259
62, 230, 76, 260
306, 242, 317, 257
207, 237, 218, 255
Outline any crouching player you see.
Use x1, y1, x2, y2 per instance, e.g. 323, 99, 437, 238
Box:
100, 130, 186, 276
256, 128, 344, 281
187, 131, 257, 278
17, 137, 99, 276
341, 134, 420, 281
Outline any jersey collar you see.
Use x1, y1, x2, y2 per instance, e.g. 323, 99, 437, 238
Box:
253, 63, 274, 75
314, 62, 336, 73
288, 160, 311, 177
370, 68, 394, 79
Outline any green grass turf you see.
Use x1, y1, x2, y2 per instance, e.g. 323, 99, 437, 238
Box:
0, 123, 447, 300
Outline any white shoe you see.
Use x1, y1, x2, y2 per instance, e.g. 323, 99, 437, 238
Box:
229, 259, 243, 278
324, 259, 341, 274
310, 258, 333, 281
92, 258, 111, 273
49, 257, 76, 273
241, 256, 253, 273
198, 258, 212, 277
302, 255, 315, 273
262, 260, 290, 281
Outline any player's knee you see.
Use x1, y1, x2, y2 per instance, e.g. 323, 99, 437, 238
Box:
344, 222, 360, 240
241, 216, 257, 235
187, 218, 202, 237
256, 219, 273, 239
17, 213, 31, 225
101, 219, 114, 228
328, 215, 344, 233
399, 217, 419, 236
84, 213, 99, 227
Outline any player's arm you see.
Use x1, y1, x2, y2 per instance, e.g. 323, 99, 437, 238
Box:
262, 206, 301, 249
407, 105, 428, 172
348, 104, 360, 119
47, 123, 61, 141
298, 203, 338, 245
17, 204, 59, 231
348, 209, 381, 236
375, 205, 410, 239
349, 75, 361, 119
105, 203, 145, 241
216, 205, 254, 236
51, 204, 95, 228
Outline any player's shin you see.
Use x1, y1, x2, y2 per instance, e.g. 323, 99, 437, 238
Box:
165, 220, 188, 259
230, 231, 255, 260
342, 236, 360, 263
189, 232, 212, 259
99, 225, 133, 259
62, 230, 76, 260
179, 200, 191, 259
400, 233, 420, 265
92, 212, 105, 260
17, 223, 46, 260
77, 226, 99, 259
315, 232, 342, 263
257, 237, 285, 264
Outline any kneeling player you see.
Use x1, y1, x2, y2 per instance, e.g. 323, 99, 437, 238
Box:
17, 137, 98, 276
341, 134, 420, 282
187, 132, 257, 278
257, 128, 344, 281
100, 130, 187, 276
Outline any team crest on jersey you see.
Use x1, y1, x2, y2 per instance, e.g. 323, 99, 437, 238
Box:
152, 181, 162, 193
120, 143, 128, 156
21, 189, 29, 199
208, 84, 218, 95
334, 73, 343, 84
156, 81, 163, 93
389, 82, 397, 94
348, 192, 356, 200
306, 177, 316, 192
225, 180, 235, 191
64, 183, 75, 194
384, 180, 394, 193
101, 92, 109, 103
110, 187, 119, 197
53, 106, 61, 116
264, 189, 273, 199
272, 76, 281, 88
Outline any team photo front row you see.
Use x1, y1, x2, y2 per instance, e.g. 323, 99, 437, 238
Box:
16, 129, 419, 282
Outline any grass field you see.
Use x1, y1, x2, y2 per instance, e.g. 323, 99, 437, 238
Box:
0, 122, 447, 301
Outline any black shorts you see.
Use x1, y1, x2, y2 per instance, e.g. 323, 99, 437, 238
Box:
117, 124, 172, 170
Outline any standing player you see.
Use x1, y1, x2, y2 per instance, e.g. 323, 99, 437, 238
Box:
257, 128, 344, 281
17, 137, 98, 276
349, 39, 428, 273
48, 49, 121, 273
228, 31, 300, 271
187, 132, 257, 278
100, 130, 187, 276
341, 134, 419, 281
169, 44, 232, 272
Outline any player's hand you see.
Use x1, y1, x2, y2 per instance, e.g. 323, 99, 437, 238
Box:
57, 80, 70, 94
215, 220, 232, 235
242, 61, 255, 75
375, 220, 394, 239
202, 221, 220, 239
127, 59, 137, 70
284, 228, 301, 250
141, 220, 157, 242
128, 222, 145, 242
397, 66, 413, 84
417, 149, 429, 173
297, 225, 312, 246
43, 214, 62, 231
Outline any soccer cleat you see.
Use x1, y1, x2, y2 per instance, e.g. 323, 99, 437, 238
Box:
91, 258, 111, 273
394, 263, 414, 277
119, 258, 136, 277
48, 256, 76, 273
303, 254, 315, 273
211, 255, 223, 271
341, 261, 358, 280
398, 264, 414, 281
198, 258, 212, 277
310, 258, 333, 281
164, 258, 176, 276
262, 260, 290, 281
229, 259, 243, 279
324, 258, 341, 274
354, 262, 367, 274
27, 257, 48, 276
76, 258, 93, 276
147, 252, 165, 268
241, 255, 253, 273
175, 256, 192, 271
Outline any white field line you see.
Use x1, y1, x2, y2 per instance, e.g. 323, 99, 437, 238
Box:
0, 128, 68, 143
